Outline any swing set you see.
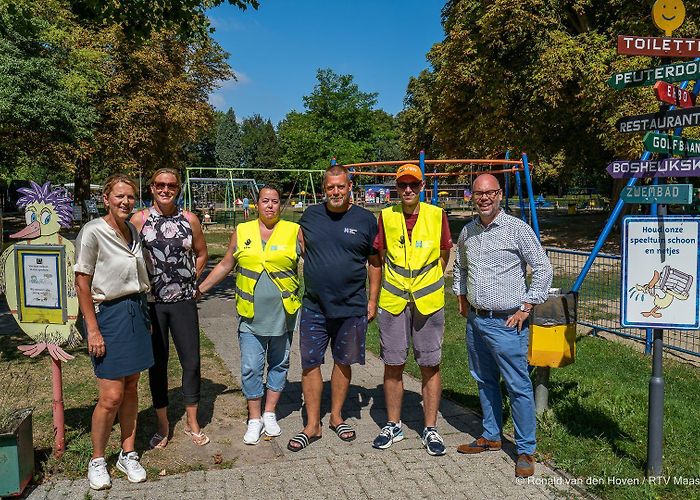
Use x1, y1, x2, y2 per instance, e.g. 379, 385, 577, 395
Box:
340, 150, 541, 238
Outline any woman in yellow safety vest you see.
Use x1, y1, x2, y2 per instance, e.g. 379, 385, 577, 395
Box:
197, 185, 303, 445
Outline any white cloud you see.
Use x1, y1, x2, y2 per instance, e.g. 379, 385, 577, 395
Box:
208, 93, 227, 110
209, 16, 246, 33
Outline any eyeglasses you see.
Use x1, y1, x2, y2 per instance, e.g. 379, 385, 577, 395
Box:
154, 182, 179, 191
472, 189, 501, 199
397, 181, 422, 190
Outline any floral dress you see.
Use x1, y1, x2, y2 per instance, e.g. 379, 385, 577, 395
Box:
140, 207, 197, 303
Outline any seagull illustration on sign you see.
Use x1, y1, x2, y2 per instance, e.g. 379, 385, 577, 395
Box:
0, 181, 79, 361
630, 265, 693, 318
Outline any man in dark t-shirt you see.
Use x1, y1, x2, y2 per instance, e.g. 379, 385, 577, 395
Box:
287, 165, 381, 452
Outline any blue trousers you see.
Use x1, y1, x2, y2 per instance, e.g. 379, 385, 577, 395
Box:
466, 312, 536, 455
238, 331, 291, 400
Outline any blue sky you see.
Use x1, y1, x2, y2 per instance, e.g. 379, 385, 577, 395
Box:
207, 0, 445, 125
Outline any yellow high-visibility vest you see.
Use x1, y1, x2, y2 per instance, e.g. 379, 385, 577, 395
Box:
379, 203, 445, 315
233, 219, 301, 318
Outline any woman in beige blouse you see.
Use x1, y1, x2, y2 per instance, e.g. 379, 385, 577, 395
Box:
75, 174, 153, 491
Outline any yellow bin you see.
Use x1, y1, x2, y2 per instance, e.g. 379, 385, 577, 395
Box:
528, 323, 576, 368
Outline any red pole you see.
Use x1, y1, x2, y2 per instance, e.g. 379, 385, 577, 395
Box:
51, 357, 65, 458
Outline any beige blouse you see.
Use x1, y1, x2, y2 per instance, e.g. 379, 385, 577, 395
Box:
74, 218, 150, 303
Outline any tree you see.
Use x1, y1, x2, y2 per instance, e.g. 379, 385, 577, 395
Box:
0, 0, 100, 184
240, 114, 279, 185
278, 68, 402, 178
69, 0, 259, 41
404, 0, 700, 195
216, 108, 242, 168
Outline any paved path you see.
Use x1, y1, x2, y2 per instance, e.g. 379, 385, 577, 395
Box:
28, 274, 578, 499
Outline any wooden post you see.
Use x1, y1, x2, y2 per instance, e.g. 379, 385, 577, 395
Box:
51, 357, 65, 458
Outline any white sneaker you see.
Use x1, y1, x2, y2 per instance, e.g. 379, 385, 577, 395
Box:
116, 450, 147, 483
243, 418, 264, 444
262, 412, 281, 437
87, 457, 111, 490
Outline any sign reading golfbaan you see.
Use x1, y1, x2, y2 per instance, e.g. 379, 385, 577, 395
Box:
606, 157, 700, 178
608, 60, 700, 90
643, 132, 700, 155
620, 184, 694, 205
653, 81, 695, 108
616, 107, 700, 133
617, 35, 700, 57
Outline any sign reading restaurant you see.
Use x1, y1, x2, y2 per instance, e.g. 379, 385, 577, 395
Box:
608, 60, 700, 90
616, 107, 700, 133
617, 35, 700, 57
606, 157, 700, 179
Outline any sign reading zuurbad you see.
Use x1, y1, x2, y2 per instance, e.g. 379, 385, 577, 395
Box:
622, 216, 699, 329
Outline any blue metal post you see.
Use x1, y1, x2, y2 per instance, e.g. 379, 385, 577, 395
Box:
514, 171, 527, 222
419, 150, 426, 202
431, 165, 439, 206
505, 168, 511, 212
521, 153, 540, 240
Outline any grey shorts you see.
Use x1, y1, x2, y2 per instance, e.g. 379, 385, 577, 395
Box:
377, 304, 444, 367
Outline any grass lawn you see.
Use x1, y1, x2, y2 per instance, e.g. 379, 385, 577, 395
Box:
366, 282, 700, 500
0, 330, 244, 482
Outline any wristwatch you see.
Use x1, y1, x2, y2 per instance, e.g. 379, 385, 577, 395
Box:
519, 304, 533, 314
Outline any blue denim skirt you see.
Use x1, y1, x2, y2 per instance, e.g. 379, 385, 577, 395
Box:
90, 293, 154, 380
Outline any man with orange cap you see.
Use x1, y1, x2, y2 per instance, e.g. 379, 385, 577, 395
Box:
372, 163, 452, 456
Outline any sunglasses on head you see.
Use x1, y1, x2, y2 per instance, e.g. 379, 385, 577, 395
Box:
396, 181, 422, 190
154, 182, 178, 191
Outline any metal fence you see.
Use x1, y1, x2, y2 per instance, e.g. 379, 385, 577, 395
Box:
545, 247, 700, 358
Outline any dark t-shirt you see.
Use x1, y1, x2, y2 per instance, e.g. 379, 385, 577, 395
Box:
300, 203, 378, 318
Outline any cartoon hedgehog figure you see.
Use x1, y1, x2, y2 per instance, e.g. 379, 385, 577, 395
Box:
0, 181, 80, 361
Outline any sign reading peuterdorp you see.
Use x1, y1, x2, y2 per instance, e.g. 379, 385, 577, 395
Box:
617, 35, 700, 58
616, 107, 700, 133
621, 216, 699, 329
620, 184, 693, 205
606, 157, 700, 178
643, 132, 700, 155
608, 60, 700, 90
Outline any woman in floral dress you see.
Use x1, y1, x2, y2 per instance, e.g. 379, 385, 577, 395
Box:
132, 168, 210, 447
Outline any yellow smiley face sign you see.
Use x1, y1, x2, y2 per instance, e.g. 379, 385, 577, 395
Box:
652, 0, 686, 36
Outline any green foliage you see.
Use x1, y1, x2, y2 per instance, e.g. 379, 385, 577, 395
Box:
404, 0, 700, 195
69, 0, 259, 41
216, 107, 242, 168
0, 0, 99, 182
277, 68, 402, 180
239, 114, 279, 185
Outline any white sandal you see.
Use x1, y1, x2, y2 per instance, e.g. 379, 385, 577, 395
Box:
184, 426, 210, 446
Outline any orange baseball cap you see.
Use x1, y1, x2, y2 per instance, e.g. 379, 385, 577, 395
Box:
396, 163, 423, 181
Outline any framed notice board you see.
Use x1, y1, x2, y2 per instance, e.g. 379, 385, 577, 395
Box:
13, 245, 67, 324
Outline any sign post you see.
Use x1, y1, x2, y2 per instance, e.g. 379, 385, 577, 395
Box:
622, 215, 700, 478
642, 131, 700, 155
620, 184, 693, 205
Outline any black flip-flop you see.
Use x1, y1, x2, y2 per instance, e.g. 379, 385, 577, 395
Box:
287, 431, 321, 452
329, 422, 356, 442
